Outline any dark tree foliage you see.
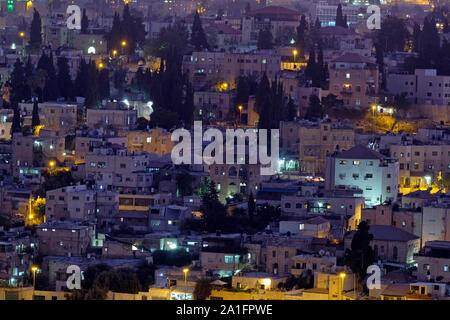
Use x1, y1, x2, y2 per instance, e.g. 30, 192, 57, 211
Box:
376, 16, 409, 53
286, 97, 297, 121
105, 5, 146, 54
152, 249, 193, 267
296, 15, 308, 59
74, 59, 90, 97
191, 11, 209, 51
57, 57, 74, 101
344, 221, 374, 281
31, 99, 40, 129
255, 73, 284, 130
81, 8, 89, 34
194, 278, 213, 300
10, 58, 27, 105
11, 104, 22, 135
335, 4, 346, 28
257, 28, 273, 50
29, 9, 42, 48
149, 107, 179, 130
98, 68, 110, 101
201, 181, 227, 232
85, 61, 99, 108
305, 95, 323, 121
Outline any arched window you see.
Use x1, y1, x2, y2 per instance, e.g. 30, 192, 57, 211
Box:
285, 203, 291, 208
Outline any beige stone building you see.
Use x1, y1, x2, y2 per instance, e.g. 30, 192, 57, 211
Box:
298, 120, 355, 176
344, 225, 420, 264
123, 128, 174, 155
36, 221, 94, 257
389, 143, 450, 192
328, 53, 379, 109
414, 241, 450, 283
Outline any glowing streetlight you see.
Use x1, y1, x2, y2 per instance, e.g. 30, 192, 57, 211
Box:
183, 268, 189, 300
238, 105, 243, 123
19, 32, 25, 37
292, 49, 298, 62
121, 41, 127, 47
98, 62, 104, 69
372, 105, 376, 116
31, 266, 38, 291
339, 272, 346, 300
49, 161, 55, 168
112, 50, 117, 57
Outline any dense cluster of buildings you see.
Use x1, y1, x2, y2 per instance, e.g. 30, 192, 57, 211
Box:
0, 0, 449, 301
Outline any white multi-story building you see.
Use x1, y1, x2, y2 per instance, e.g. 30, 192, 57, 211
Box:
325, 145, 399, 207
387, 69, 450, 106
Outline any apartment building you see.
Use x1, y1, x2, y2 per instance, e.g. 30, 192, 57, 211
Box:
325, 145, 399, 207
241, 6, 301, 45
389, 142, 450, 191
182, 51, 225, 86
43, 103, 78, 134
46, 185, 96, 221
123, 128, 174, 155
86, 103, 138, 130
345, 225, 420, 264
421, 203, 450, 245
313, 2, 360, 27
193, 90, 233, 121
74, 129, 126, 165
209, 162, 270, 202
85, 145, 159, 193
328, 53, 379, 108
414, 241, 450, 283
361, 204, 423, 238
387, 69, 450, 106
298, 119, 355, 176
222, 51, 282, 84
36, 221, 94, 257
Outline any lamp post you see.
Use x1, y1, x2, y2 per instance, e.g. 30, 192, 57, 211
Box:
31, 266, 38, 298
339, 272, 346, 300
183, 268, 189, 300
238, 105, 243, 124
292, 49, 298, 62
121, 41, 126, 55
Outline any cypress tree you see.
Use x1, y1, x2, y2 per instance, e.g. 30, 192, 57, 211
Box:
296, 15, 308, 59
31, 99, 40, 129
43, 52, 59, 101
57, 57, 74, 101
81, 8, 89, 34
11, 104, 22, 135
10, 58, 27, 105
336, 4, 345, 28
191, 11, 209, 51
305, 95, 323, 121
98, 68, 110, 101
74, 59, 89, 97
29, 8, 42, 48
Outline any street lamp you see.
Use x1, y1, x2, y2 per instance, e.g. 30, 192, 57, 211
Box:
121, 41, 127, 55
292, 49, 298, 62
372, 105, 376, 117
31, 266, 38, 295
238, 105, 243, 124
339, 272, 346, 300
98, 62, 104, 69
112, 50, 117, 57
183, 268, 189, 300
19, 32, 24, 38
49, 161, 55, 168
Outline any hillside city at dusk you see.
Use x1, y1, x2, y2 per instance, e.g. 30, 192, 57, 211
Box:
0, 0, 449, 304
